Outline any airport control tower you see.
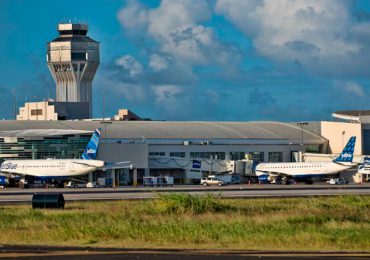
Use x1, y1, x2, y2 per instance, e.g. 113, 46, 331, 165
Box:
47, 23, 100, 118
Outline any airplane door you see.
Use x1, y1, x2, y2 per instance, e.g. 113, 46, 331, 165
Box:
69, 163, 75, 172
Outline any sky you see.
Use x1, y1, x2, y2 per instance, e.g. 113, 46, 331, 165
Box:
1, 0, 370, 121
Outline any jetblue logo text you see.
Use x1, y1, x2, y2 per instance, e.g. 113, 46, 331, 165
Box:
1, 162, 17, 170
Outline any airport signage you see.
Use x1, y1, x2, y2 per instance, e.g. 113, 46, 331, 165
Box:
192, 160, 201, 169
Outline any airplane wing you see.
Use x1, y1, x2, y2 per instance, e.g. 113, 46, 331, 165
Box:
0, 172, 14, 177
103, 161, 132, 171
70, 161, 98, 167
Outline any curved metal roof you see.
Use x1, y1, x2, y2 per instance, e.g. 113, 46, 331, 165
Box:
0, 129, 92, 138
0, 121, 326, 144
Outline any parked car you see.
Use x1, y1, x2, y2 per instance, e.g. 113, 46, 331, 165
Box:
200, 177, 225, 186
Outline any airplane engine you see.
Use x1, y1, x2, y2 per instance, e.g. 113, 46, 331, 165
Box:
258, 175, 270, 183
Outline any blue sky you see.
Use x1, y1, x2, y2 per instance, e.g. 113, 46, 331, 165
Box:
1, 0, 370, 121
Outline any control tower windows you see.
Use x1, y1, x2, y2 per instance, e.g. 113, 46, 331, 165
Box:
71, 53, 86, 61
31, 109, 43, 116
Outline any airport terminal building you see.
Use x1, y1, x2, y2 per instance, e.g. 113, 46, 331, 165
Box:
0, 120, 335, 185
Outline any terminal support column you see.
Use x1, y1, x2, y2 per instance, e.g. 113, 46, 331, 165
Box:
111, 169, 116, 188
88, 173, 93, 184
133, 168, 138, 187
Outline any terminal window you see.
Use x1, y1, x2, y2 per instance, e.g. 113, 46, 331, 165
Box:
247, 152, 264, 162
31, 109, 43, 116
190, 152, 225, 160
170, 152, 186, 157
149, 152, 165, 157
230, 152, 245, 160
364, 129, 370, 155
268, 152, 283, 162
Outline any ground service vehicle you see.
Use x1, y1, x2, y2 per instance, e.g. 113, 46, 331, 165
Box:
209, 174, 240, 184
327, 178, 349, 185
66, 180, 87, 188
143, 176, 174, 187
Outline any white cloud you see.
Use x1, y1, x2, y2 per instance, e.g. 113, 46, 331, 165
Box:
344, 82, 365, 97
149, 54, 169, 72
117, 0, 148, 34
151, 84, 184, 104
216, 0, 363, 69
115, 55, 143, 77
117, 0, 240, 66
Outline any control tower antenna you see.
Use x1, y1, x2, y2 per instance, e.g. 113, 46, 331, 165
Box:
46, 22, 100, 118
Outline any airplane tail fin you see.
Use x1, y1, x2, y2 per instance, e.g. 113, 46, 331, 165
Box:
82, 128, 101, 160
251, 161, 260, 174
334, 136, 356, 163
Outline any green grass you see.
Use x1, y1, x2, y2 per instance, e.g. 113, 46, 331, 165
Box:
0, 194, 369, 251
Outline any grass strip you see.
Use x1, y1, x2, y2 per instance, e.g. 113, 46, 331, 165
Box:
0, 194, 369, 251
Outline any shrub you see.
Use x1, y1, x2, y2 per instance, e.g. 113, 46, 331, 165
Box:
151, 193, 235, 214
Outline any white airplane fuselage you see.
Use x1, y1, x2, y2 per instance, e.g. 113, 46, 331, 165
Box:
255, 161, 352, 178
0, 159, 105, 178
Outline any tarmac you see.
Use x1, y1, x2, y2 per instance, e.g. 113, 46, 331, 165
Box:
0, 184, 369, 204
0, 246, 369, 259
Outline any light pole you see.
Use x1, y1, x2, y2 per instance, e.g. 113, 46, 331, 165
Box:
101, 90, 107, 120
12, 89, 17, 120
342, 130, 346, 149
101, 121, 112, 144
209, 155, 218, 175
297, 122, 309, 152
288, 142, 292, 162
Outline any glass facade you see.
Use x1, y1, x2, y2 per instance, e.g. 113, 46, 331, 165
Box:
247, 152, 264, 162
0, 135, 90, 161
363, 129, 370, 155
305, 145, 320, 153
149, 152, 165, 157
230, 152, 246, 160
169, 152, 186, 158
190, 152, 225, 160
268, 152, 283, 162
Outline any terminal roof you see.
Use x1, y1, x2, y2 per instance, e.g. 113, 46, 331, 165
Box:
0, 121, 326, 144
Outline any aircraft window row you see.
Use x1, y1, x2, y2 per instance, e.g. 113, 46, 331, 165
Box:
260, 165, 322, 169
19, 165, 60, 168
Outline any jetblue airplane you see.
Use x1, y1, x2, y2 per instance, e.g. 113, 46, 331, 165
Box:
0, 129, 131, 179
254, 136, 356, 183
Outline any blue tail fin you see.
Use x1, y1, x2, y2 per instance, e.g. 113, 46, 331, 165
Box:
251, 161, 260, 174
334, 136, 356, 163
82, 128, 101, 160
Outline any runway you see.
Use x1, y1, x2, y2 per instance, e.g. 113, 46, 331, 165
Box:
0, 184, 369, 204
0, 246, 369, 259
